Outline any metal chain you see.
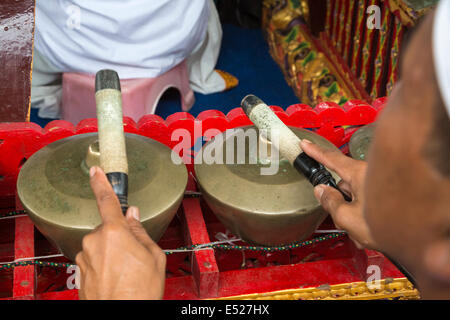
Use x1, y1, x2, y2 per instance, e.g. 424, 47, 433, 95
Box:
0, 233, 346, 270
0, 210, 346, 270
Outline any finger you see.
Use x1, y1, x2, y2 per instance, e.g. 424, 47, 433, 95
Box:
90, 166, 125, 225
337, 180, 353, 200
338, 212, 375, 249
75, 252, 87, 298
126, 206, 162, 254
125, 205, 140, 222
300, 140, 356, 181
314, 184, 346, 217
75, 251, 88, 271
78, 277, 86, 300
352, 239, 365, 250
347, 234, 365, 250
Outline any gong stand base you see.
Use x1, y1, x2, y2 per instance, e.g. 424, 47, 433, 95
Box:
0, 175, 417, 300
1, 103, 414, 300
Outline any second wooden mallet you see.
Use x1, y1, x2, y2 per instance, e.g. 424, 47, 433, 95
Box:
241, 94, 352, 202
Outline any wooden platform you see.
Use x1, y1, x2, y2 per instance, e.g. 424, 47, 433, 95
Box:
0, 103, 419, 300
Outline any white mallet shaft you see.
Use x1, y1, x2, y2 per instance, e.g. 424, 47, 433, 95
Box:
241, 94, 303, 164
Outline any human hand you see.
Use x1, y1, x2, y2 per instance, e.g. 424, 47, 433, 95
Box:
300, 139, 378, 250
75, 166, 166, 300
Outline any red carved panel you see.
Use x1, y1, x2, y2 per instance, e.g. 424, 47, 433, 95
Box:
0, 0, 35, 122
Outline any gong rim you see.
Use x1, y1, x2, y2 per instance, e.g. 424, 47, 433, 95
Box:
349, 123, 376, 161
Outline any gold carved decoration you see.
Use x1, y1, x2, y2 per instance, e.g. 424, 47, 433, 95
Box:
215, 278, 420, 300
387, 0, 434, 27
263, 0, 355, 106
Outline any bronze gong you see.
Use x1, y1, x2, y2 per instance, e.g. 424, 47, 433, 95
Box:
195, 126, 341, 246
17, 133, 187, 261
349, 123, 375, 161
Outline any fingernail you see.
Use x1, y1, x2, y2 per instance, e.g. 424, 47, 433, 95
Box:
302, 139, 312, 144
128, 206, 140, 221
89, 166, 97, 177
314, 185, 324, 201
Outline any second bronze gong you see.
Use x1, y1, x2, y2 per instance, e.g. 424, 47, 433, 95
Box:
195, 126, 341, 246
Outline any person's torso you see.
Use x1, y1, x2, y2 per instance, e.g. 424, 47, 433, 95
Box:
35, 0, 209, 78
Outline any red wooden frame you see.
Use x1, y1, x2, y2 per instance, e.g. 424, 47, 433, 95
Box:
0, 98, 402, 300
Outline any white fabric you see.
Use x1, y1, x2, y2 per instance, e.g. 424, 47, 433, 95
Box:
31, 50, 64, 119
433, 0, 450, 119
34, 0, 210, 79
32, 0, 226, 118
187, 0, 225, 94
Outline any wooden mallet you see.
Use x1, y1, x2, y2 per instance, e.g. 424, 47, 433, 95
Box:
95, 69, 129, 213
241, 94, 352, 202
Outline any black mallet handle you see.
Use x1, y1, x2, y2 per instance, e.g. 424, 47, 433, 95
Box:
294, 152, 352, 201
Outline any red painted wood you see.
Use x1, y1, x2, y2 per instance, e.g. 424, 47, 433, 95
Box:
269, 105, 290, 124
197, 110, 229, 137
0, 0, 35, 122
216, 250, 403, 299
75, 118, 98, 134
166, 112, 196, 139
0, 122, 45, 197
182, 196, 219, 298
316, 124, 345, 147
12, 216, 35, 298
226, 108, 252, 128
163, 276, 198, 300
372, 97, 388, 110
43, 121, 76, 145
0, 102, 404, 300
218, 258, 362, 298
137, 114, 171, 147
343, 126, 362, 146
315, 102, 347, 127
342, 100, 378, 126
122, 116, 139, 134
36, 290, 79, 300
166, 112, 197, 155
286, 103, 320, 128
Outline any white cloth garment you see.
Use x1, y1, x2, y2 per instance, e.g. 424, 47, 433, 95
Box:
35, 0, 210, 79
32, 0, 225, 118
433, 0, 450, 119
187, 0, 225, 94
30, 49, 64, 119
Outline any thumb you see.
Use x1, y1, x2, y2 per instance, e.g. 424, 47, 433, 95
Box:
125, 206, 160, 252
314, 184, 346, 218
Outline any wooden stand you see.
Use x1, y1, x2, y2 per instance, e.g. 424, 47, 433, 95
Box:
0, 101, 419, 300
